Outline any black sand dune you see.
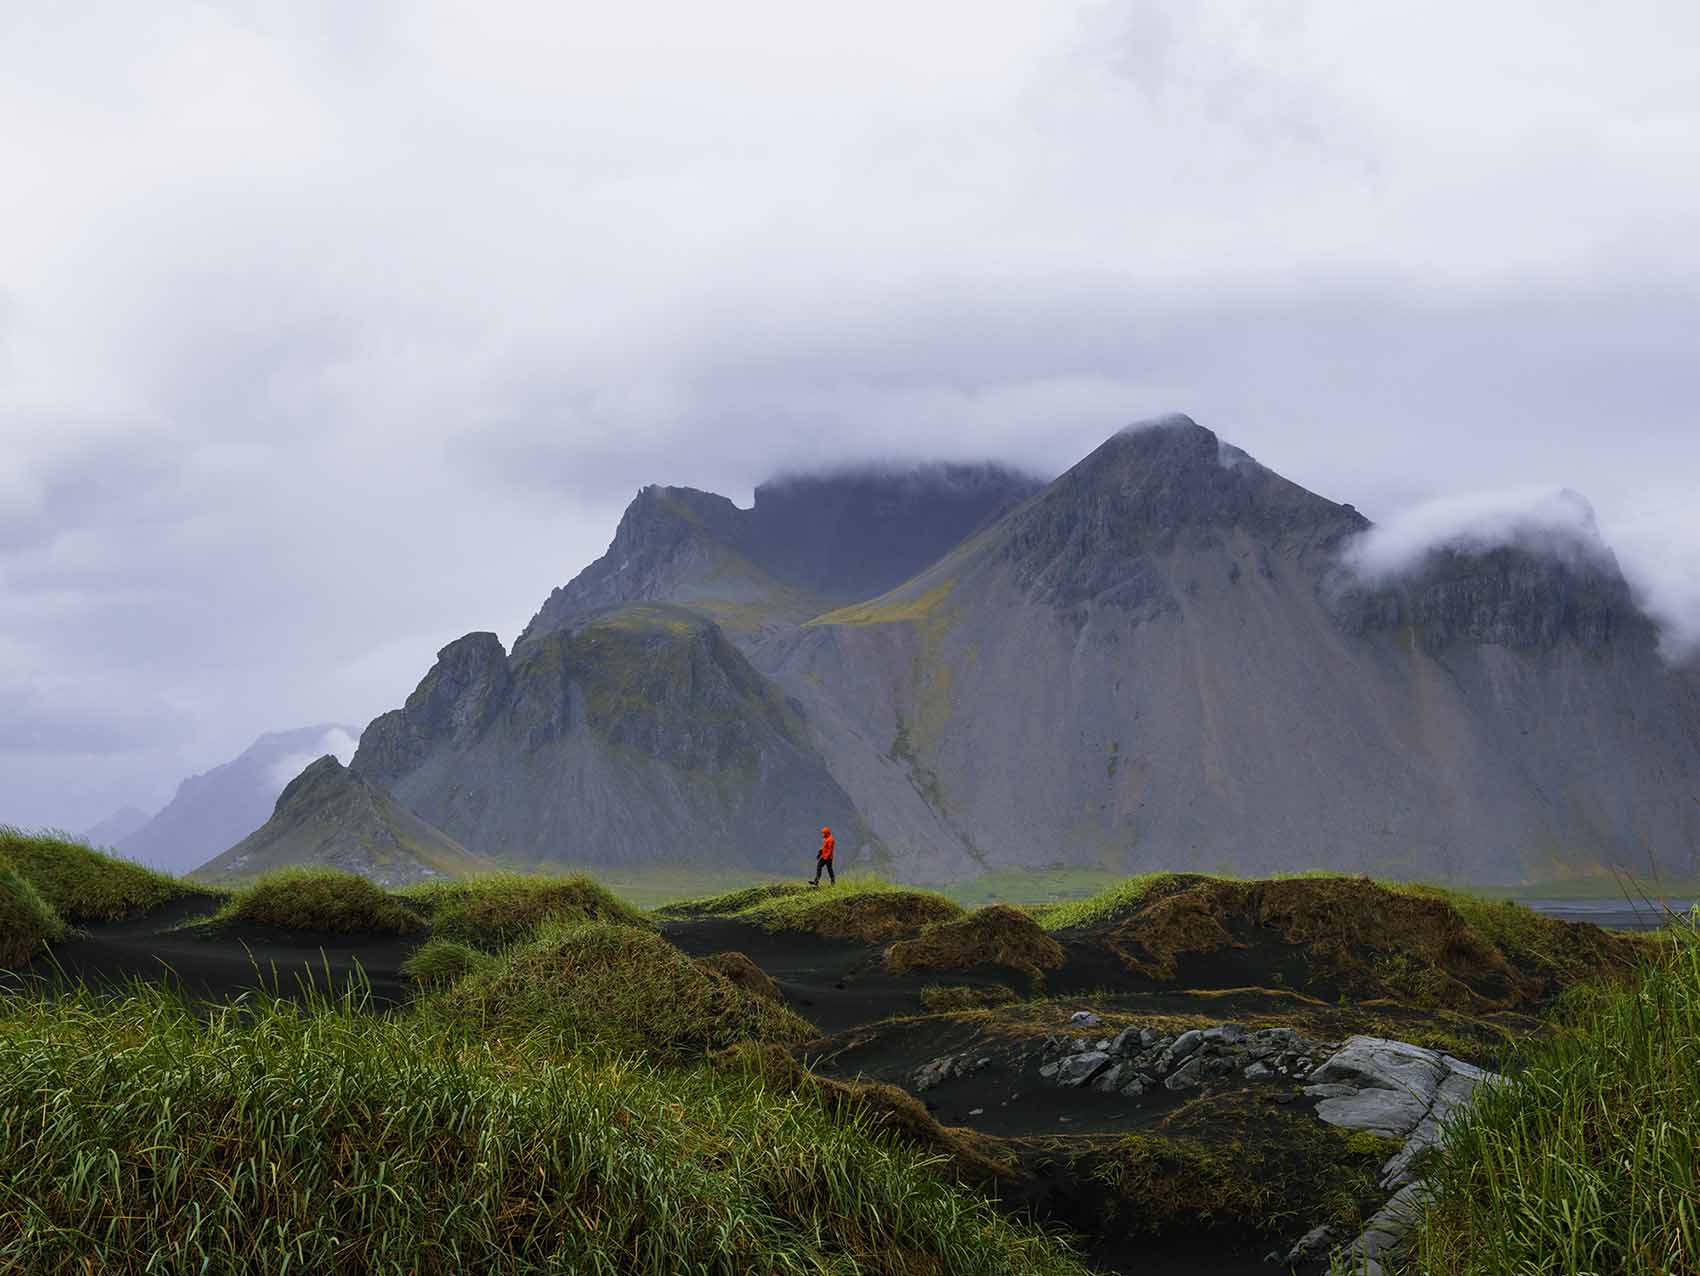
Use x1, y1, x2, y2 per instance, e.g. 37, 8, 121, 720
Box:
3, 894, 423, 1008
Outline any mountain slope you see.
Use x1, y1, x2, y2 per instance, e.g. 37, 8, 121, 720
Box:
353, 608, 866, 869
82, 806, 152, 849
119, 725, 361, 874
193, 756, 496, 887
752, 417, 1700, 881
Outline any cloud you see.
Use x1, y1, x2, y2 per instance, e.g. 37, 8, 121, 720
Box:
1344, 487, 1612, 582
2, 1, 1699, 826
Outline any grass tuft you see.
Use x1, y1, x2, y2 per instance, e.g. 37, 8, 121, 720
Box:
0, 859, 66, 966
217, 867, 424, 935
406, 872, 651, 950
401, 937, 494, 986
0, 826, 193, 923
0, 983, 1088, 1276
432, 918, 814, 1058
653, 881, 812, 919
736, 876, 963, 941
1407, 921, 1700, 1274
884, 904, 1065, 984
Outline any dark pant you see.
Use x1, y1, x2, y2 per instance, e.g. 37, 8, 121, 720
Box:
813, 856, 835, 884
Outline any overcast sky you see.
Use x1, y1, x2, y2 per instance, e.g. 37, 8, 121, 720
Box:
4, 1, 1698, 831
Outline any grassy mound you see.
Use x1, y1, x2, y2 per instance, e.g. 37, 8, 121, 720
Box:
0, 987, 1087, 1276
653, 881, 811, 919
884, 904, 1066, 984
217, 868, 424, 935
407, 872, 651, 950
434, 919, 814, 1057
693, 950, 784, 1003
401, 937, 494, 986
1408, 926, 1700, 1274
0, 826, 190, 923
1053, 874, 1646, 1010
738, 878, 963, 941
0, 860, 66, 966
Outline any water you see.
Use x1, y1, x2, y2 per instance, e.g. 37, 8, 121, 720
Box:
1525, 899, 1696, 931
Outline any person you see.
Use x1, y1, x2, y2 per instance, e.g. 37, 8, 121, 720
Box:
811, 826, 835, 886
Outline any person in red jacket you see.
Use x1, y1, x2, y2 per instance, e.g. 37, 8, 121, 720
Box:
811, 826, 835, 886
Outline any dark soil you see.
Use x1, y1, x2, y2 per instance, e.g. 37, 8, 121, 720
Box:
3, 893, 422, 1008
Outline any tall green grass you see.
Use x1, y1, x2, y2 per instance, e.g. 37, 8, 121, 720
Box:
1408, 922, 1700, 1274
0, 826, 193, 922
0, 860, 65, 966
0, 983, 1087, 1275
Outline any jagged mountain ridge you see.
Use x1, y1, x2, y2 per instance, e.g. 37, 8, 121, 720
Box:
358, 419, 1700, 882
194, 756, 497, 887
521, 464, 1042, 640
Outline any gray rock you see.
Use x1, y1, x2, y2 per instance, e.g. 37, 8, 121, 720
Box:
1038, 1061, 1059, 1079
1306, 1036, 1446, 1138
1283, 1222, 1336, 1264
1120, 1076, 1149, 1097
1070, 1011, 1102, 1027
1201, 1023, 1247, 1046
1093, 1063, 1128, 1093
1109, 1026, 1142, 1055
1304, 1082, 1360, 1099
1244, 1060, 1273, 1080
1164, 1056, 1206, 1090
1055, 1050, 1113, 1087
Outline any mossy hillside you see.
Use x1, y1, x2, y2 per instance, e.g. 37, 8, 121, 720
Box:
918, 983, 1020, 1013
736, 876, 964, 942
406, 872, 651, 950
0, 826, 196, 923
432, 919, 814, 1058
215, 868, 425, 936
884, 905, 1066, 985
0, 986, 1088, 1276
0, 859, 65, 966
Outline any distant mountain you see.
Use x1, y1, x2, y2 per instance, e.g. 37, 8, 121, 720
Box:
81, 806, 152, 849
119, 725, 361, 874
356, 422, 1700, 884
193, 756, 497, 887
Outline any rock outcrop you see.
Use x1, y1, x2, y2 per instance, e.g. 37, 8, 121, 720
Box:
193, 756, 497, 887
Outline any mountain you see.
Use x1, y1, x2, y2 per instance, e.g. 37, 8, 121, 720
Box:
353, 607, 865, 869
81, 806, 152, 849
193, 756, 497, 887
119, 725, 362, 874
356, 422, 1700, 884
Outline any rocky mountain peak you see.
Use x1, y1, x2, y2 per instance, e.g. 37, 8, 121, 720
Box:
273, 754, 349, 813
520, 463, 1043, 640
995, 415, 1367, 609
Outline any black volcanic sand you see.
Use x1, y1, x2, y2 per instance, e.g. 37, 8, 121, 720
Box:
2, 894, 422, 1008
